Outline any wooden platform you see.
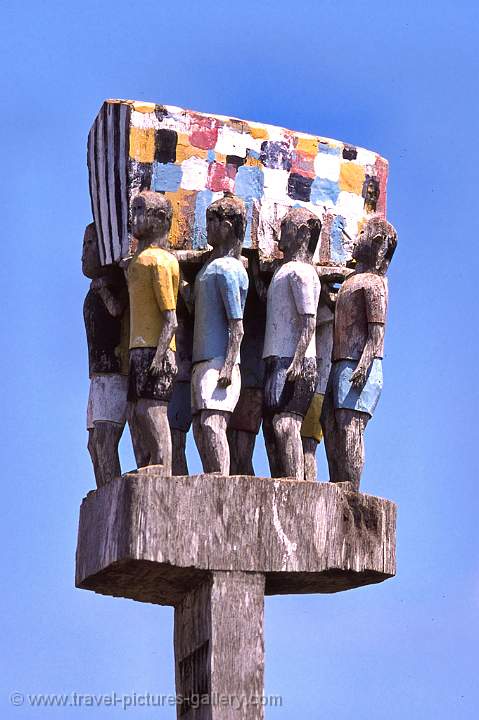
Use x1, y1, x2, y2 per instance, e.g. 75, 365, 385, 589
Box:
75, 472, 396, 606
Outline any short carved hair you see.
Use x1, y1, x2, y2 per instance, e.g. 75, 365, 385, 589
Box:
206, 194, 247, 240
282, 207, 322, 255
136, 190, 173, 230
365, 215, 397, 262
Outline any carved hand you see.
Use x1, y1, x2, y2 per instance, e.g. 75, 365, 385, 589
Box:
350, 364, 367, 389
218, 363, 233, 388
149, 354, 165, 378
286, 358, 302, 382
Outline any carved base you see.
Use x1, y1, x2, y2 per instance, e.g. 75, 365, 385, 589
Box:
75, 472, 396, 605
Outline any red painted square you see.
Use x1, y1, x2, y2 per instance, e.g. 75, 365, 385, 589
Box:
189, 114, 220, 150
207, 162, 236, 192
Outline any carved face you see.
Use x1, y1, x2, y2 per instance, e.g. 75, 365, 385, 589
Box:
206, 207, 237, 249
352, 227, 369, 265
131, 195, 149, 238
206, 208, 222, 248
131, 193, 171, 241
278, 217, 306, 256
81, 224, 102, 279
353, 224, 389, 272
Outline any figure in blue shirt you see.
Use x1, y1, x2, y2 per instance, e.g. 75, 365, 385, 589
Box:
191, 194, 249, 475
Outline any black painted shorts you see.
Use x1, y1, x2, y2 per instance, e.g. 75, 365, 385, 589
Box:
263, 356, 317, 418
127, 347, 177, 402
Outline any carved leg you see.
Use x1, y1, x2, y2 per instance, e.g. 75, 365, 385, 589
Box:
171, 429, 188, 476
174, 571, 265, 720
127, 402, 150, 468
302, 437, 318, 482
335, 409, 369, 490
88, 421, 123, 487
87, 429, 99, 483
130, 399, 172, 475
227, 429, 256, 475
272, 412, 304, 481
262, 416, 283, 478
195, 410, 230, 475
320, 388, 341, 484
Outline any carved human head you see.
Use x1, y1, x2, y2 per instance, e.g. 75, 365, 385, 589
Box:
353, 216, 397, 274
131, 191, 173, 243
206, 194, 247, 250
82, 223, 102, 279
278, 207, 322, 260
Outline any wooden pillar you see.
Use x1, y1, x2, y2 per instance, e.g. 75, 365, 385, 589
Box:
174, 571, 265, 720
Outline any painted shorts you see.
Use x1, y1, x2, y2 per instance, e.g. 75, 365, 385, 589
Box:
300, 393, 325, 443
228, 387, 264, 434
330, 358, 383, 417
263, 356, 317, 419
127, 347, 177, 403
191, 356, 241, 415
168, 380, 192, 433
86, 373, 128, 429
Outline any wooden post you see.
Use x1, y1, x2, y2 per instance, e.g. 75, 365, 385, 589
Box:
174, 572, 265, 719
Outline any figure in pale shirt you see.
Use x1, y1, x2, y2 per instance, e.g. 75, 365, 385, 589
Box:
191, 194, 249, 475
262, 207, 322, 481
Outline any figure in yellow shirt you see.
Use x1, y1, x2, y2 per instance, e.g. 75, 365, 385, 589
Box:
126, 191, 179, 474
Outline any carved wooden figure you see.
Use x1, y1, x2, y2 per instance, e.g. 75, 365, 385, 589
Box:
301, 299, 335, 481
191, 195, 249, 475
82, 223, 129, 487
321, 216, 397, 490
167, 292, 193, 475
261, 208, 321, 481
227, 279, 265, 475
126, 191, 179, 475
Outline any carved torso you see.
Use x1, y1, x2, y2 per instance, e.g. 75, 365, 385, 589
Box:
332, 272, 388, 361
83, 289, 128, 377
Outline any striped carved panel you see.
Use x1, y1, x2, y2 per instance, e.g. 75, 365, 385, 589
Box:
87, 102, 131, 265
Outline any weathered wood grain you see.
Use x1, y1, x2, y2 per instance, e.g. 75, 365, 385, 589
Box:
76, 473, 396, 605
174, 572, 264, 719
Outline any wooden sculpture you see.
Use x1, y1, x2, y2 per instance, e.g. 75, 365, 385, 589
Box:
126, 191, 179, 474
191, 195, 249, 475
321, 216, 397, 489
82, 223, 129, 487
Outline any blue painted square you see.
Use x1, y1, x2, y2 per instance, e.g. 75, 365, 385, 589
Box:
318, 142, 340, 156
152, 162, 182, 192
310, 177, 340, 205
330, 215, 348, 264
193, 189, 213, 249
235, 166, 264, 200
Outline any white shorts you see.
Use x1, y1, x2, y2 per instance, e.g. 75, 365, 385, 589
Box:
86, 374, 128, 429
191, 357, 241, 415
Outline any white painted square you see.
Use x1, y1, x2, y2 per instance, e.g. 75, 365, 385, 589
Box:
181, 156, 209, 190
314, 152, 341, 181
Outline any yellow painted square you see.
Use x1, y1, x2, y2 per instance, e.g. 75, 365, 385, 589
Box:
296, 136, 318, 155
133, 101, 157, 113
339, 162, 366, 194
249, 125, 268, 140
129, 126, 155, 163
166, 189, 197, 247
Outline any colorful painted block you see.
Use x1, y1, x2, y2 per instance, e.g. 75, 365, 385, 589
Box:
87, 99, 388, 266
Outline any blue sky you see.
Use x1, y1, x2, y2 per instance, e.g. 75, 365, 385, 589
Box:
1, 0, 478, 717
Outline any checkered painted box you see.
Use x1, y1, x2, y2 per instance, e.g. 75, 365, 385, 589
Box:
88, 99, 388, 266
